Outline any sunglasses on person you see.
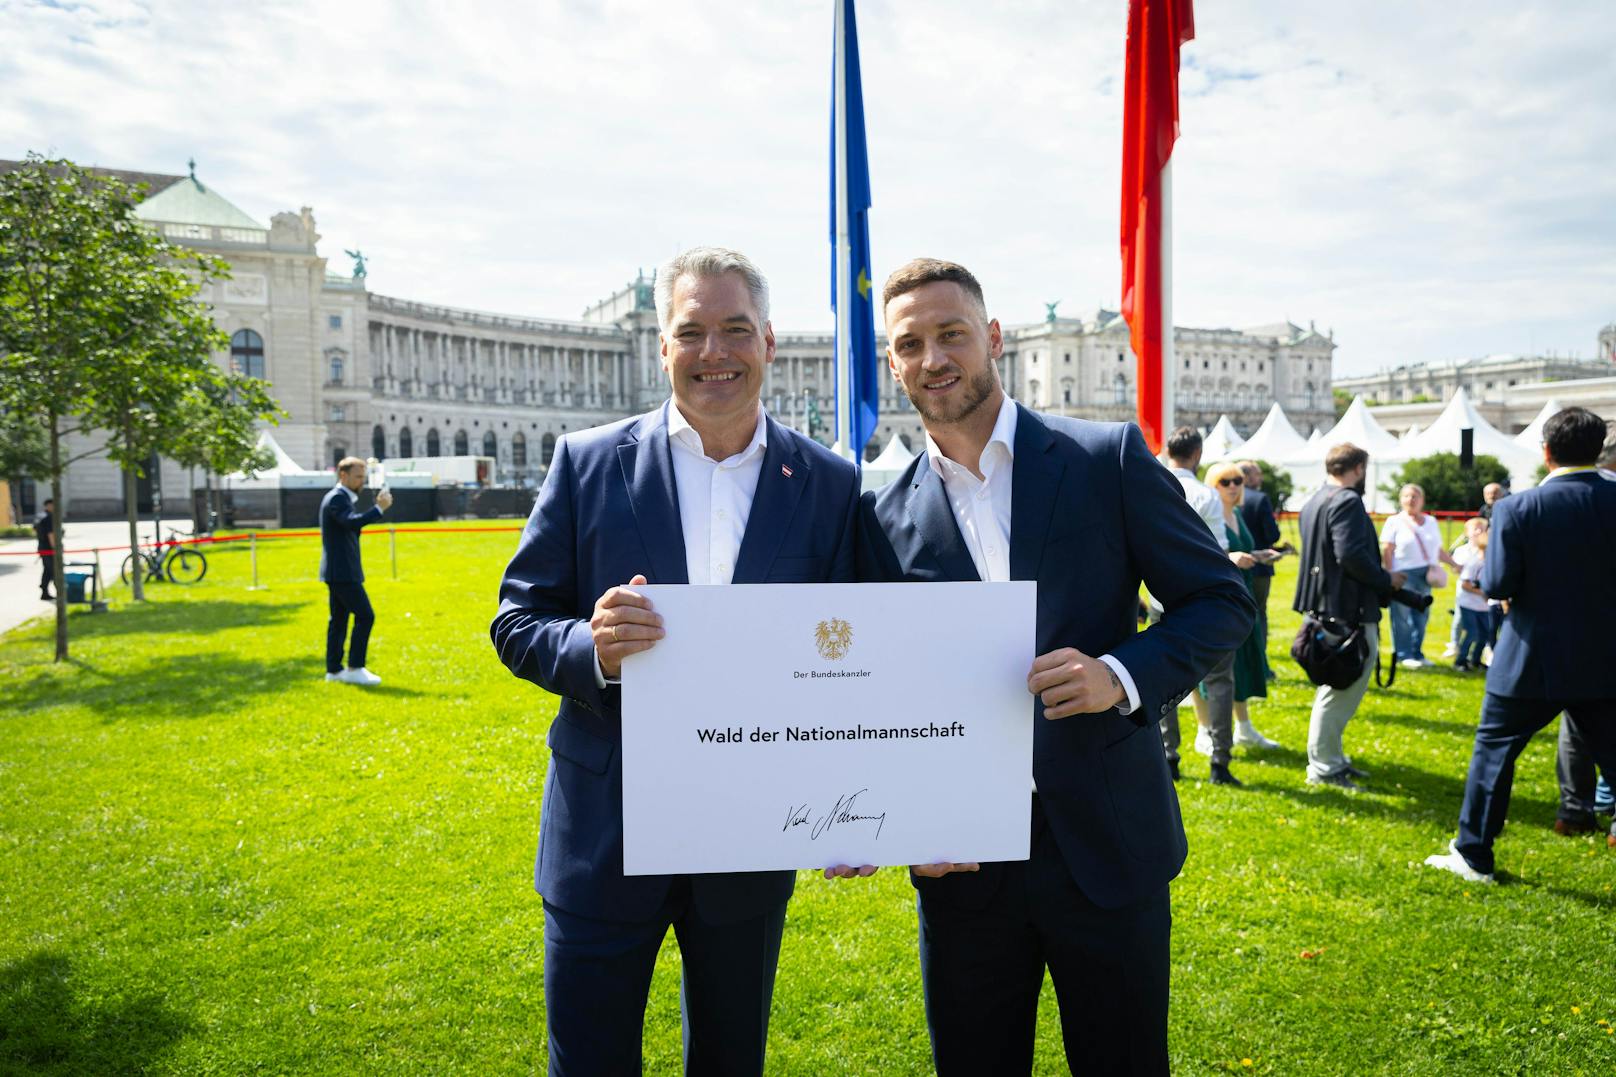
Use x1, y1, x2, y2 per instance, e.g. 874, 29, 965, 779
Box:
1217, 477, 1244, 487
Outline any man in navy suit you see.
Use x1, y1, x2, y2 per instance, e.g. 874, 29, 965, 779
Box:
1425, 407, 1616, 882
1239, 460, 1283, 686
854, 259, 1254, 1074
321, 457, 391, 686
490, 248, 859, 1075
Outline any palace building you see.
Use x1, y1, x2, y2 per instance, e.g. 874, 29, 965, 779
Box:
4, 163, 1337, 515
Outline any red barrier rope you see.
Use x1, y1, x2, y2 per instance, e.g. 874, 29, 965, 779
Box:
2, 524, 525, 556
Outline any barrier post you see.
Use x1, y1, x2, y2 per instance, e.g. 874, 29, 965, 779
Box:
247, 531, 266, 591
390, 526, 397, 580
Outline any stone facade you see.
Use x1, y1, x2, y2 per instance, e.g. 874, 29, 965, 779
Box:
1335, 351, 1613, 409
20, 169, 1337, 514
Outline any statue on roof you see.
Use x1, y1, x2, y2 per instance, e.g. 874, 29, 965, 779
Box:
1045, 300, 1061, 323
344, 249, 368, 279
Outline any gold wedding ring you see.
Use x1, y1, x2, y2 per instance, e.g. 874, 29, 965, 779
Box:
611, 625, 620, 642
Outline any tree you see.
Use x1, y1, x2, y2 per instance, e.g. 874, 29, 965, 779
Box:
1380, 452, 1511, 512
0, 154, 244, 657
0, 404, 49, 524
1331, 388, 1353, 420
167, 374, 282, 530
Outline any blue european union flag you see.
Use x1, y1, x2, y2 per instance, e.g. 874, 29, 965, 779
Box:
830, 0, 878, 463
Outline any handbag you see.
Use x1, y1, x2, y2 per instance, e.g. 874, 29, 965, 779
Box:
1291, 613, 1370, 689
1402, 515, 1447, 587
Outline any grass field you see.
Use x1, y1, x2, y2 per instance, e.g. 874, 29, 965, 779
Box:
2, 523, 1613, 1074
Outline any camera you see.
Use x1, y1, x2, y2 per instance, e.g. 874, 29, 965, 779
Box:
1389, 588, 1434, 611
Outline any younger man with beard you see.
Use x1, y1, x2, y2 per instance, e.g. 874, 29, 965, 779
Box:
855, 258, 1252, 1074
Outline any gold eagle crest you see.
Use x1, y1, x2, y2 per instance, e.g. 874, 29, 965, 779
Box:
814, 617, 853, 661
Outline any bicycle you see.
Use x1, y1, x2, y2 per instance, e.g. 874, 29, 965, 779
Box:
120, 527, 209, 586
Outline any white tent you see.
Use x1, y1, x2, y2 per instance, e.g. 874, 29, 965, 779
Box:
1307, 428, 1324, 443
1403, 387, 1539, 482
1512, 399, 1561, 451
1399, 422, 1423, 444
228, 431, 329, 489
861, 432, 916, 492
1306, 395, 1402, 459
1202, 414, 1245, 461
1236, 402, 1310, 463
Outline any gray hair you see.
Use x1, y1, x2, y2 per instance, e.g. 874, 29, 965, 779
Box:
654, 246, 771, 333
1600, 421, 1616, 469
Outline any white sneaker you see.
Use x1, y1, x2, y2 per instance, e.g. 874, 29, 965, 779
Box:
1399, 658, 1425, 670
324, 672, 343, 682
336, 667, 382, 686
1440, 644, 1457, 659
1234, 719, 1280, 749
1423, 841, 1494, 884
1193, 727, 1213, 756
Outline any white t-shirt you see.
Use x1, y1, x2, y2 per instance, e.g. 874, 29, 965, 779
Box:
1457, 555, 1491, 612
1380, 512, 1443, 571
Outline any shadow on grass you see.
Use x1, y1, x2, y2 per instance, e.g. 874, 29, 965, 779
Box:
0, 950, 194, 1074
6, 652, 426, 720
65, 598, 304, 639
1247, 756, 1473, 823
1362, 709, 1478, 737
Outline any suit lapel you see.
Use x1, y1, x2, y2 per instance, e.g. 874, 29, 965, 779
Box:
907, 453, 981, 582
616, 404, 689, 584
733, 414, 807, 584
1009, 405, 1065, 581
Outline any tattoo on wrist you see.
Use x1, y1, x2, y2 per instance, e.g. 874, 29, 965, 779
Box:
1106, 667, 1121, 694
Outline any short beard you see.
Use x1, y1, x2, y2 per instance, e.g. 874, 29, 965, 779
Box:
906, 366, 998, 426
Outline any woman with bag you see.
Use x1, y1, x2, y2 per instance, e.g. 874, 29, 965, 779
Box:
1380, 483, 1459, 668
1203, 461, 1283, 749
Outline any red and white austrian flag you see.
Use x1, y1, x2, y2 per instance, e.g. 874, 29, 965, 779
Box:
781, 465, 793, 478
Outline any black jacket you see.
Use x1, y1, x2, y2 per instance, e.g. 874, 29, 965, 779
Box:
1239, 489, 1281, 578
1292, 484, 1396, 625
34, 511, 54, 553
319, 486, 382, 583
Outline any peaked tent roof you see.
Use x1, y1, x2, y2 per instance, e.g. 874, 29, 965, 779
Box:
1400, 422, 1423, 443
1307, 428, 1324, 442
1233, 402, 1310, 463
134, 174, 265, 230
1403, 387, 1538, 474
1512, 399, 1562, 449
867, 432, 915, 472
1300, 395, 1402, 461
1202, 415, 1245, 460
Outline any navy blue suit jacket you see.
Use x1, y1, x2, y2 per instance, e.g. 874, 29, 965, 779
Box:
1240, 489, 1281, 578
319, 486, 382, 583
856, 407, 1254, 909
1482, 470, 1616, 701
491, 404, 860, 925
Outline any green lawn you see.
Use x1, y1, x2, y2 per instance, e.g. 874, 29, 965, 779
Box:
2, 525, 1612, 1074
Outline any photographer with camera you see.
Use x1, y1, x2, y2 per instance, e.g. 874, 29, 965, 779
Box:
1293, 443, 1415, 790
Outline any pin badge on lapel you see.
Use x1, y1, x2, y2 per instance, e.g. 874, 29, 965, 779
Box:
781, 465, 793, 478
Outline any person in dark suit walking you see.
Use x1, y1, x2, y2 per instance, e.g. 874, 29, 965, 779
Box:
35, 498, 56, 601
321, 457, 391, 686
1238, 460, 1283, 682
1425, 407, 1616, 881
854, 259, 1253, 1075
1292, 443, 1405, 790
490, 248, 859, 1076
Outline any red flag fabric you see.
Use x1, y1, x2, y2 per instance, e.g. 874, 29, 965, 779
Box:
1120, 0, 1194, 455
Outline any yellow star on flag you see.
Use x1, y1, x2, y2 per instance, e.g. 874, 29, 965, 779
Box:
856, 267, 871, 300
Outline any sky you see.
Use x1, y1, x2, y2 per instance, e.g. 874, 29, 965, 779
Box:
3, 0, 1614, 377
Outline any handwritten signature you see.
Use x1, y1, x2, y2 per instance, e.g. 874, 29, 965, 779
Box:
783, 789, 886, 840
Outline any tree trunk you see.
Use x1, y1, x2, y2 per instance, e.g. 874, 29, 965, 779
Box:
48, 412, 67, 662
125, 461, 146, 601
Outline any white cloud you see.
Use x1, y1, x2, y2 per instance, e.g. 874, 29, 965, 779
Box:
1, 0, 1611, 375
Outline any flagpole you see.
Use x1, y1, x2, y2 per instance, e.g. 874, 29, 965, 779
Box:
833, 0, 854, 459
1159, 157, 1175, 443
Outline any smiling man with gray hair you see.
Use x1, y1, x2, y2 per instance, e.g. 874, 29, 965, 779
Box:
491, 246, 859, 1074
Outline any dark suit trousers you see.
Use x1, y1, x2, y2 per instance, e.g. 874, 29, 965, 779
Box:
1249, 571, 1273, 675
917, 797, 1170, 1076
40, 554, 54, 595
1457, 694, 1616, 874
542, 883, 786, 1077
325, 582, 374, 673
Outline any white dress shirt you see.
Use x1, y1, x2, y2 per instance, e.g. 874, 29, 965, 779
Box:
924, 396, 1140, 715
596, 402, 770, 685
1169, 467, 1230, 552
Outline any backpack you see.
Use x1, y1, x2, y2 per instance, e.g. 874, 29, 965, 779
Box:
1291, 613, 1370, 689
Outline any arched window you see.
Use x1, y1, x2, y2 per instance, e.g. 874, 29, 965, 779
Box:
398, 426, 413, 457
426, 428, 441, 456
512, 432, 527, 469
1112, 373, 1128, 406
542, 433, 557, 466
328, 351, 345, 384
453, 430, 469, 455
482, 430, 497, 458
371, 424, 386, 459
231, 329, 265, 379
